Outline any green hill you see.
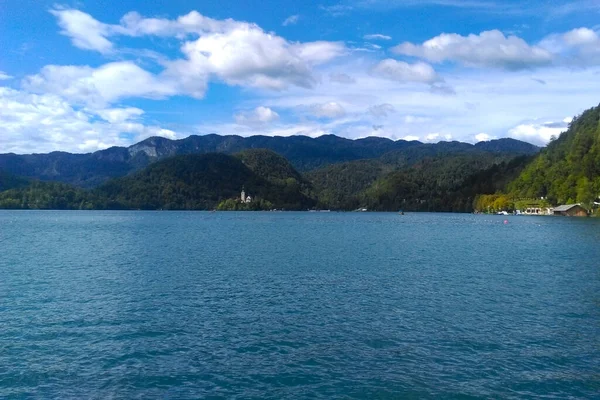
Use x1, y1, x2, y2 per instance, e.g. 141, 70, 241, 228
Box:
0, 170, 29, 192
307, 146, 533, 212
508, 104, 600, 206
96, 152, 315, 210
0, 134, 539, 187
0, 151, 317, 210
0, 181, 96, 209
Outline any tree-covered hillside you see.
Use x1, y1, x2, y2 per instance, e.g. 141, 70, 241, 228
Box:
0, 134, 539, 187
508, 104, 600, 206
0, 181, 98, 209
96, 153, 316, 210
0, 145, 535, 212
0, 151, 317, 210
307, 146, 533, 211
0, 170, 29, 192
360, 155, 532, 212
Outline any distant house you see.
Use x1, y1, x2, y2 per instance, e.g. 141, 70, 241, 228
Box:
553, 204, 588, 217
522, 207, 553, 215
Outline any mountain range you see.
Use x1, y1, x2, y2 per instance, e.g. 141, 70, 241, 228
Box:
0, 135, 539, 188
3, 104, 597, 214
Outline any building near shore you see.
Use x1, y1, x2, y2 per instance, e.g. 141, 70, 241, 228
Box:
553, 204, 588, 217
240, 188, 252, 204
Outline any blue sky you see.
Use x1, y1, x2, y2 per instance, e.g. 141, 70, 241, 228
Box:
1, 0, 600, 153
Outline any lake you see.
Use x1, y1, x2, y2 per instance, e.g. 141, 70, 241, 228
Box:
1, 211, 598, 399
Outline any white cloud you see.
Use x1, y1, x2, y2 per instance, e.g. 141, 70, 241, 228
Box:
96, 107, 144, 124
47, 8, 345, 93
402, 135, 420, 141
310, 102, 346, 118
507, 120, 569, 145
294, 41, 347, 65
475, 133, 493, 142
177, 28, 308, 90
234, 106, 280, 126
0, 87, 178, 154
330, 72, 356, 84
425, 133, 440, 142
0, 72, 13, 80
50, 8, 114, 53
363, 33, 392, 40
371, 59, 440, 84
282, 15, 300, 26
263, 63, 600, 146
25, 22, 348, 107
393, 30, 553, 69
539, 27, 600, 66
369, 103, 395, 117
23, 62, 182, 107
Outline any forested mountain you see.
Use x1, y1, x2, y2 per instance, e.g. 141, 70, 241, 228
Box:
508, 104, 600, 206
0, 151, 316, 210
0, 170, 29, 192
0, 134, 539, 187
308, 152, 533, 212
97, 151, 315, 210
0, 131, 554, 212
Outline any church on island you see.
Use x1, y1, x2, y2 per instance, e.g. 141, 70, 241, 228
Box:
240, 188, 252, 204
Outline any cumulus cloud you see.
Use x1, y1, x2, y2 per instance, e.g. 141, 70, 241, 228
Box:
234, 106, 280, 126
363, 33, 391, 40
23, 62, 182, 107
393, 30, 553, 69
402, 135, 420, 141
49, 8, 244, 47
0, 72, 13, 80
174, 33, 344, 91
371, 59, 440, 84
369, 103, 395, 117
540, 27, 600, 66
475, 133, 494, 142
48, 8, 345, 92
310, 102, 346, 118
282, 15, 300, 26
329, 72, 356, 84
0, 87, 177, 154
24, 9, 349, 109
507, 119, 570, 145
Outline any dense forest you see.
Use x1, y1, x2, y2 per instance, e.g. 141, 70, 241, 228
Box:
0, 147, 532, 212
1, 105, 598, 213
0, 151, 316, 211
0, 134, 538, 187
475, 104, 600, 213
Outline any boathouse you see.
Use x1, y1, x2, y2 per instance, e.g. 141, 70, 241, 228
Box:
553, 204, 588, 217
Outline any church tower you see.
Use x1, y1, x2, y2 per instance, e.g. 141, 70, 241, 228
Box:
241, 188, 246, 202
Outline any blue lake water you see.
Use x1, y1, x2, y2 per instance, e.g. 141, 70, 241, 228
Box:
0, 211, 599, 399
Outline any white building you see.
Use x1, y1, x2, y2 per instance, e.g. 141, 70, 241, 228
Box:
241, 188, 252, 203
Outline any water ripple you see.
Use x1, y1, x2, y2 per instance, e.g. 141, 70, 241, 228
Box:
0, 211, 598, 399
